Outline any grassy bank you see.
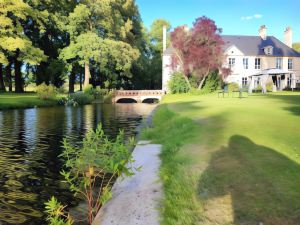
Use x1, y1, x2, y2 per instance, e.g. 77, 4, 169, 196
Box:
0, 93, 58, 110
142, 92, 300, 225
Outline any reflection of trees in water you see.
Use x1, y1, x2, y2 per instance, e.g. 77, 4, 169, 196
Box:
199, 135, 300, 225
0, 103, 156, 224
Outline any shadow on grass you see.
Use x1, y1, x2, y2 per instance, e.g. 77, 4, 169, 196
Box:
265, 94, 300, 116
198, 135, 300, 225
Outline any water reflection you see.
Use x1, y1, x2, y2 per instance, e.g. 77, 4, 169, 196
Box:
0, 103, 156, 225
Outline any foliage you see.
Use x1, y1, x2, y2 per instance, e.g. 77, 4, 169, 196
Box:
199, 71, 222, 93
45, 197, 73, 225
168, 72, 190, 94
293, 43, 300, 53
228, 82, 239, 92
266, 82, 273, 92
83, 84, 94, 95
58, 124, 135, 224
36, 83, 57, 100
59, 92, 92, 106
255, 84, 263, 92
171, 16, 224, 89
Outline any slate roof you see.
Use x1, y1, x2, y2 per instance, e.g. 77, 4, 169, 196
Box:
164, 35, 300, 57
222, 35, 300, 57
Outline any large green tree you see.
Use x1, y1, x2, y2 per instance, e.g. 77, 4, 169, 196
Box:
0, 0, 48, 92
59, 1, 140, 89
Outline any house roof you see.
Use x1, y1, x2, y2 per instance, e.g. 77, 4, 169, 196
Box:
222, 35, 300, 57
164, 35, 300, 57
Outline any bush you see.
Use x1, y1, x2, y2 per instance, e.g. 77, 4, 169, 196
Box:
168, 72, 190, 94
45, 197, 73, 225
266, 82, 273, 92
58, 124, 135, 224
83, 84, 94, 95
228, 82, 239, 92
255, 84, 263, 92
69, 92, 93, 105
36, 83, 56, 100
200, 71, 222, 94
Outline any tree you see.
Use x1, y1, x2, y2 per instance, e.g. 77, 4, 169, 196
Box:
27, 0, 76, 88
171, 16, 224, 89
59, 1, 140, 89
0, 0, 48, 92
293, 43, 300, 53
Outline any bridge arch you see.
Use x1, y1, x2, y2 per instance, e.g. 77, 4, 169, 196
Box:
115, 98, 138, 103
141, 98, 160, 103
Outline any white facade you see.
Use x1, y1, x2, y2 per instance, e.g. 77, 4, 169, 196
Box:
162, 25, 300, 92
224, 46, 300, 89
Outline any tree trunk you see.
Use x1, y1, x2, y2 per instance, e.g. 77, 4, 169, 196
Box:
198, 70, 210, 90
69, 69, 75, 93
0, 63, 6, 92
79, 73, 83, 91
184, 75, 192, 89
5, 61, 12, 92
84, 62, 90, 88
14, 54, 24, 93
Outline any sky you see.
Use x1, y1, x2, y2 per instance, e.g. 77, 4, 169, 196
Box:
136, 0, 300, 43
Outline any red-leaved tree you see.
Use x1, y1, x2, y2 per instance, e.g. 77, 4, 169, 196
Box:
171, 16, 225, 89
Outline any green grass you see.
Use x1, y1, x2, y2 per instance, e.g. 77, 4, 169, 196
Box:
142, 92, 300, 225
0, 93, 59, 110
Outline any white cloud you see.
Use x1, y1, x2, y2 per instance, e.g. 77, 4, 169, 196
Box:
253, 14, 263, 19
241, 14, 263, 20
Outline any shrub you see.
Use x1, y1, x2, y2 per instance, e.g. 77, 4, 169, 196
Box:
266, 82, 273, 92
58, 124, 135, 224
45, 197, 73, 225
228, 82, 239, 92
69, 92, 93, 105
255, 84, 263, 92
200, 71, 222, 94
83, 84, 94, 95
168, 72, 190, 94
36, 83, 56, 100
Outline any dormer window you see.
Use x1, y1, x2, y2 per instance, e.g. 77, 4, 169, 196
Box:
264, 46, 273, 55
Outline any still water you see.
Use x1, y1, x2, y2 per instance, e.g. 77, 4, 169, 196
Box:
0, 103, 156, 225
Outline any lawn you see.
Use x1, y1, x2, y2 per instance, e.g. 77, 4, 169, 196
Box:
0, 93, 58, 110
142, 92, 300, 225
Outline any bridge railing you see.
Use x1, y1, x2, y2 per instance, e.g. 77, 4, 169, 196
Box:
115, 90, 165, 96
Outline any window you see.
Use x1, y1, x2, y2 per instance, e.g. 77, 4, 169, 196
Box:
229, 58, 235, 68
264, 46, 273, 55
276, 58, 282, 69
243, 58, 248, 69
242, 77, 248, 86
255, 58, 261, 69
288, 58, 293, 70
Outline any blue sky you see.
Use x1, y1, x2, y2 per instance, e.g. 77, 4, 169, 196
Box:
136, 0, 300, 43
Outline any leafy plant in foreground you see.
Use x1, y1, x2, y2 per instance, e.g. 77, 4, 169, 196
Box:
45, 197, 73, 225
58, 124, 135, 224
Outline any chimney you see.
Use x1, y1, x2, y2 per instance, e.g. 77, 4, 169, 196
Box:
183, 25, 189, 33
284, 27, 292, 48
259, 25, 267, 40
163, 25, 167, 52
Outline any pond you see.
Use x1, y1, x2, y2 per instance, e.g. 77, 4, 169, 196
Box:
0, 103, 157, 225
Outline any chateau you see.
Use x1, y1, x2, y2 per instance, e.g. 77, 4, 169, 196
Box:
162, 25, 300, 92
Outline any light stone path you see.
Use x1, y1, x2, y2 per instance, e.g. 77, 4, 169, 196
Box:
92, 141, 162, 225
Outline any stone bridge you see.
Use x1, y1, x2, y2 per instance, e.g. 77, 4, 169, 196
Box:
113, 90, 165, 103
